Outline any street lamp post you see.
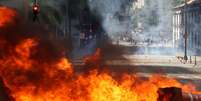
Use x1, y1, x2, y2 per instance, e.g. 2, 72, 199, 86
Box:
184, 0, 188, 61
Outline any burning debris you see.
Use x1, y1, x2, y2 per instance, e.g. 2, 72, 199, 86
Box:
158, 87, 201, 101
0, 6, 201, 101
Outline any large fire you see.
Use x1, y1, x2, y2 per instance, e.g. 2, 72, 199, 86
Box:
0, 6, 201, 101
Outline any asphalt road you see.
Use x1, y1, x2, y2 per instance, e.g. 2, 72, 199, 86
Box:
73, 57, 201, 90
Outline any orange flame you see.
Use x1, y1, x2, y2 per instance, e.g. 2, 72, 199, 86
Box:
1, 40, 200, 101
0, 7, 16, 27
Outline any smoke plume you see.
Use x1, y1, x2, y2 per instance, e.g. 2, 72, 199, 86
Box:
88, 0, 173, 44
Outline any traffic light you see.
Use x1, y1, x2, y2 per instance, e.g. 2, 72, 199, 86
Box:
33, 5, 39, 13
32, 0, 40, 22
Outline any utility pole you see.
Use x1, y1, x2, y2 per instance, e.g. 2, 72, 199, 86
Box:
184, 0, 188, 61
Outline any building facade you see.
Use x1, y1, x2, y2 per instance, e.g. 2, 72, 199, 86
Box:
173, 0, 201, 55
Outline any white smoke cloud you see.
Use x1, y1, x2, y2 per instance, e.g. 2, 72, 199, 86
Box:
88, 0, 131, 37
88, 0, 173, 43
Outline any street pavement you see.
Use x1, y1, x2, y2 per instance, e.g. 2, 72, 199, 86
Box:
72, 55, 201, 89
72, 55, 201, 67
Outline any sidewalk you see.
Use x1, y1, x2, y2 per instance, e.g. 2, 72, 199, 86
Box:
72, 55, 201, 68
123, 55, 201, 66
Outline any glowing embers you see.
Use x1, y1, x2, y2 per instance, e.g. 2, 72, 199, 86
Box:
0, 7, 16, 27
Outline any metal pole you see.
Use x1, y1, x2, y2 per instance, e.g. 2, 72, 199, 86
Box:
190, 56, 192, 64
184, 0, 188, 61
34, 0, 37, 4
195, 55, 197, 65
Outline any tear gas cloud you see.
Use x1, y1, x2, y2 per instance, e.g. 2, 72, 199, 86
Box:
88, 0, 176, 55
88, 0, 173, 43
